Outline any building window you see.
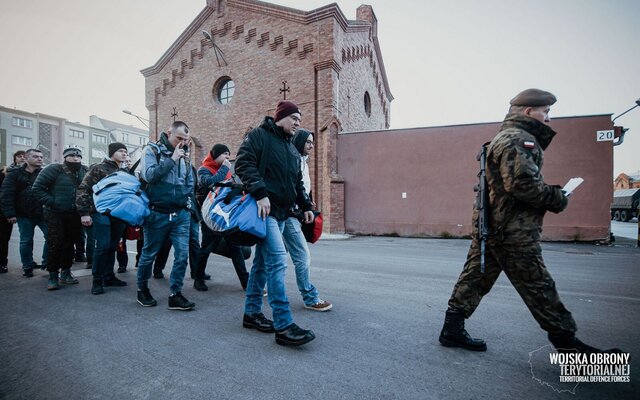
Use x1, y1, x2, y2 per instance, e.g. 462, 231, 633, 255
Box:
139, 136, 147, 145
364, 91, 371, 117
70, 129, 85, 138
121, 133, 129, 142
92, 134, 107, 144
12, 117, 33, 129
214, 77, 235, 104
92, 149, 107, 159
12, 136, 33, 146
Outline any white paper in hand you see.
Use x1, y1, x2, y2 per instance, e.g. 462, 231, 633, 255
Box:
562, 177, 584, 197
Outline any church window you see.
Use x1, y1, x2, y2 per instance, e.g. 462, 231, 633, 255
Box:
364, 91, 371, 117
214, 77, 235, 104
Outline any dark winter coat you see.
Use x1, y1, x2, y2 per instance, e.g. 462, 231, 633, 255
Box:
235, 117, 312, 220
0, 164, 44, 219
32, 162, 88, 213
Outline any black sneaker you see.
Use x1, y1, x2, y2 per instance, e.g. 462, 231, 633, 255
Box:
137, 289, 157, 307
153, 271, 164, 279
91, 281, 104, 295
168, 292, 195, 311
23, 268, 34, 278
243, 313, 275, 333
117, 265, 127, 273
193, 279, 208, 291
74, 254, 87, 262
0, 265, 7, 273
104, 276, 127, 287
275, 323, 316, 346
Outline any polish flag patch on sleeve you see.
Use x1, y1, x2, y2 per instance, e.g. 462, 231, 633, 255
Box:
523, 141, 535, 149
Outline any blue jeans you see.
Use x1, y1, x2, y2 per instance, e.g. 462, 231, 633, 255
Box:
136, 210, 190, 294
283, 217, 319, 306
16, 217, 48, 270
91, 213, 126, 281
245, 217, 293, 331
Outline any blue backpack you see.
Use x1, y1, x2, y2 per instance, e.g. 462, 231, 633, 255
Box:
201, 182, 266, 246
92, 171, 151, 226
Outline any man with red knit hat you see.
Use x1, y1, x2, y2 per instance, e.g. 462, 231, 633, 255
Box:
235, 100, 316, 346
193, 143, 249, 291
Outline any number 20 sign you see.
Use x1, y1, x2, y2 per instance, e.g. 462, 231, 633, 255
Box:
596, 130, 614, 142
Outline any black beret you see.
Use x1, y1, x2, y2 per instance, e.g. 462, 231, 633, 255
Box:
510, 88, 557, 107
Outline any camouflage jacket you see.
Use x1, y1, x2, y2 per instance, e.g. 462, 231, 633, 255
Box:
76, 159, 121, 216
475, 114, 567, 245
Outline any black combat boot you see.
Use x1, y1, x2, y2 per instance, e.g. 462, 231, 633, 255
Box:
439, 310, 487, 351
548, 332, 622, 354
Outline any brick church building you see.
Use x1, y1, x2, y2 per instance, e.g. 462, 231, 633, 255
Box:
142, 0, 392, 233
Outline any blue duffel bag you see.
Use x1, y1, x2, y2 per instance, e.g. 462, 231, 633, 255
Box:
201, 182, 266, 246
92, 171, 151, 226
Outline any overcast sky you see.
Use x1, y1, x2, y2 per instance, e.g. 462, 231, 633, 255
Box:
1, 0, 638, 176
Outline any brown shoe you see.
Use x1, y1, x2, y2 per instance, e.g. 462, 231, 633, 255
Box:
304, 299, 332, 312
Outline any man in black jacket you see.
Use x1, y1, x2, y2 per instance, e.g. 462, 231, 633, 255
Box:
32, 147, 87, 291
235, 100, 316, 347
0, 149, 47, 277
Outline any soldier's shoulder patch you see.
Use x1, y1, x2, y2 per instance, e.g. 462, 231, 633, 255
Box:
523, 140, 535, 149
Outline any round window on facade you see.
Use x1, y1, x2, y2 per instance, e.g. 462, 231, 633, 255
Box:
364, 91, 371, 117
214, 77, 235, 104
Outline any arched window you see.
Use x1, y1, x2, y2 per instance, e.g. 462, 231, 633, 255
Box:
364, 91, 371, 117
213, 77, 235, 104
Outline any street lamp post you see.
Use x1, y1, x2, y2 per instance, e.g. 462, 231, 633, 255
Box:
612, 98, 640, 147
122, 109, 150, 129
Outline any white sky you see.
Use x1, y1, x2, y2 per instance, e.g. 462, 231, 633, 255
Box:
1, 0, 638, 176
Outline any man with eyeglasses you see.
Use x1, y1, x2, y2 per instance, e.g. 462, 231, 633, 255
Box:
135, 121, 196, 311
235, 100, 316, 346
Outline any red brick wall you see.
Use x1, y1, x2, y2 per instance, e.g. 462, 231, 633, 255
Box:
337, 115, 615, 241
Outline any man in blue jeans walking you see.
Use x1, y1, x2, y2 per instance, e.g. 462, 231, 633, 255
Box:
235, 100, 316, 346
285, 129, 332, 311
135, 121, 195, 311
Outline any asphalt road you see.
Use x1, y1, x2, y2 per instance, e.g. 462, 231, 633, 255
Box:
0, 232, 638, 399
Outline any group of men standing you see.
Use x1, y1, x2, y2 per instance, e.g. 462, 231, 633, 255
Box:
0, 99, 331, 347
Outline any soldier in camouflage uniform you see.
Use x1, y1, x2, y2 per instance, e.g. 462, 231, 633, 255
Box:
439, 89, 619, 354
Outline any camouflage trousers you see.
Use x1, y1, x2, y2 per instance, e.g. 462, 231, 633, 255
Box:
447, 240, 577, 335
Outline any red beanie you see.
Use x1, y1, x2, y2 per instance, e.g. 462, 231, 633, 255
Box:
274, 101, 301, 122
